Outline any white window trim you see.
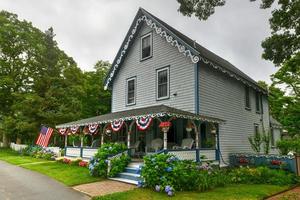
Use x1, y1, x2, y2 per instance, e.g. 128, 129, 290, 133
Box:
156, 67, 170, 101
140, 32, 152, 61
126, 77, 136, 106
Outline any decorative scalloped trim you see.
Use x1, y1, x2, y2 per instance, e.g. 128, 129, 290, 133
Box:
56, 112, 222, 128
104, 15, 199, 90
104, 15, 265, 94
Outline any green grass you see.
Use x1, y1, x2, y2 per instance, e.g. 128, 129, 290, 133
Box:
93, 184, 288, 200
0, 148, 44, 165
0, 148, 102, 186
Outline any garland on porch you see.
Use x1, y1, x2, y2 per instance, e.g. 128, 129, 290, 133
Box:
111, 119, 124, 132
70, 125, 79, 134
88, 123, 98, 134
136, 116, 153, 131
58, 128, 67, 135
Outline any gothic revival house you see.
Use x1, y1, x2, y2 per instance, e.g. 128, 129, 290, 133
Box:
57, 8, 281, 179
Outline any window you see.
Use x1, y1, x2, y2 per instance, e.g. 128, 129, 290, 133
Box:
254, 124, 259, 135
141, 33, 152, 60
156, 67, 169, 100
255, 92, 261, 113
245, 86, 250, 109
260, 95, 264, 114
126, 77, 136, 105
270, 128, 275, 147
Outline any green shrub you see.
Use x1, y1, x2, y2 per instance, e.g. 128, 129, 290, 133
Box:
108, 153, 130, 177
89, 143, 127, 177
141, 153, 229, 193
20, 145, 55, 160
276, 139, 300, 155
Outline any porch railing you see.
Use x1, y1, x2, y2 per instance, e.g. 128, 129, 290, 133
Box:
167, 148, 218, 161
65, 147, 98, 159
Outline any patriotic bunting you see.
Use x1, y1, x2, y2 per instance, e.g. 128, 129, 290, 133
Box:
70, 125, 79, 134
58, 128, 67, 135
136, 116, 153, 131
88, 123, 98, 134
111, 119, 124, 132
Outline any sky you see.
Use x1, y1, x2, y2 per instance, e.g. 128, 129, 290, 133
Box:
0, 0, 277, 83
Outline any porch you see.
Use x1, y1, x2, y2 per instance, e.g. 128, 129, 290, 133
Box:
57, 105, 223, 163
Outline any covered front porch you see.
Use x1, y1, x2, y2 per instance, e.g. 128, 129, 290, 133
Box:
56, 105, 223, 163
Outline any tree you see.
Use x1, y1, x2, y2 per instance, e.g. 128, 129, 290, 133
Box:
81, 60, 111, 118
0, 10, 45, 146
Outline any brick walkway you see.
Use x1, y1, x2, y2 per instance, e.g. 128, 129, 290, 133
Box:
267, 186, 300, 200
73, 180, 136, 197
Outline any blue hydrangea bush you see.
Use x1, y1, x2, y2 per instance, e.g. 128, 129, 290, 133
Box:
141, 153, 226, 196
89, 143, 129, 177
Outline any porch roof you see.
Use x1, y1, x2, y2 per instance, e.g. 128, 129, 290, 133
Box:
55, 105, 224, 128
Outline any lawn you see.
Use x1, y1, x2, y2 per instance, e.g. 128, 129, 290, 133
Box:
93, 184, 288, 200
0, 148, 102, 186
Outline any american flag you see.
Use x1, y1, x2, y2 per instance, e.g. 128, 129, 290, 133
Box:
36, 126, 53, 147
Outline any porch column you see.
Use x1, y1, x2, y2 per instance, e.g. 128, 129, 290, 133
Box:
191, 120, 201, 162
163, 130, 168, 150
64, 135, 68, 147
80, 136, 84, 147
127, 121, 135, 156
102, 124, 110, 145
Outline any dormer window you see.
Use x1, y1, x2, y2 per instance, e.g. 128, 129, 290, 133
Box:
126, 77, 136, 106
141, 32, 152, 60
156, 67, 169, 100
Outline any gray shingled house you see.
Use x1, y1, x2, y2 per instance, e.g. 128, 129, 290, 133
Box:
56, 8, 282, 183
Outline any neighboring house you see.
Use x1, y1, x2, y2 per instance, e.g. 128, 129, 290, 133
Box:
56, 8, 280, 166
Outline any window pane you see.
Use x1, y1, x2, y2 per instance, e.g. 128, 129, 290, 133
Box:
255, 92, 260, 112
142, 35, 151, 59
157, 69, 168, 99
127, 79, 135, 104
245, 86, 250, 108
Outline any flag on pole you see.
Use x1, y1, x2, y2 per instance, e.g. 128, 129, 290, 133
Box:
36, 126, 53, 147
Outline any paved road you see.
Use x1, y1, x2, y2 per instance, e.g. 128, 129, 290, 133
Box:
0, 161, 90, 200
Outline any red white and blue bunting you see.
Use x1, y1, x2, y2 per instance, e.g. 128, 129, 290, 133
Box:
136, 116, 153, 131
111, 119, 124, 132
58, 128, 67, 135
70, 126, 79, 134
88, 123, 98, 134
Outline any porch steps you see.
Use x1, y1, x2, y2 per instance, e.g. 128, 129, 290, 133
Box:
109, 162, 143, 185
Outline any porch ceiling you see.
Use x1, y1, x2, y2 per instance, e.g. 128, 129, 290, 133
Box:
56, 105, 224, 128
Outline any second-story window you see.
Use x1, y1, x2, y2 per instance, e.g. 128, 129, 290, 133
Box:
126, 77, 136, 105
156, 67, 169, 100
141, 33, 152, 60
255, 91, 261, 113
245, 85, 250, 110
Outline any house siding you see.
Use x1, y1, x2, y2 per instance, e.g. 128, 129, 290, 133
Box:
198, 63, 270, 164
112, 23, 195, 113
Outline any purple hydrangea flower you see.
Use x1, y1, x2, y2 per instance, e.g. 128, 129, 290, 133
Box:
155, 185, 161, 192
165, 185, 172, 193
167, 190, 174, 196
137, 181, 143, 188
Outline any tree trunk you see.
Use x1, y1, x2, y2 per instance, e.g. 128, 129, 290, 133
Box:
16, 137, 21, 144
2, 133, 9, 148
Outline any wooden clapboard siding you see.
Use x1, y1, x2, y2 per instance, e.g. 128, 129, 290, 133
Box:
198, 63, 270, 164
112, 24, 195, 113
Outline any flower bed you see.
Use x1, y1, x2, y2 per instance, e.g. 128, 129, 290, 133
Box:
20, 145, 56, 160
229, 153, 296, 173
141, 153, 299, 197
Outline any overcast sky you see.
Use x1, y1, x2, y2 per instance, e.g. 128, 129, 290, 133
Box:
0, 0, 277, 83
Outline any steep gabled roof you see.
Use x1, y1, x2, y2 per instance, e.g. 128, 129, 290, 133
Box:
104, 8, 267, 94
